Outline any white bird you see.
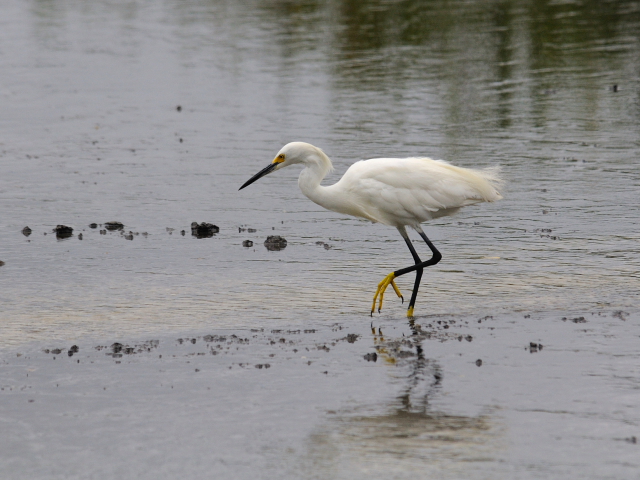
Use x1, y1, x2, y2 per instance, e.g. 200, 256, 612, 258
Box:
239, 142, 502, 318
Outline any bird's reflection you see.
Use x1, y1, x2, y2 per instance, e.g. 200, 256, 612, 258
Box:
298, 322, 501, 477
372, 319, 443, 413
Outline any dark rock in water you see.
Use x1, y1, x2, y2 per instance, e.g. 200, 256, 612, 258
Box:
105, 221, 124, 231
54, 225, 73, 239
181, 230, 185, 236
242, 240, 253, 247
191, 222, 219, 238
51, 349, 62, 355
364, 352, 377, 362
111, 343, 123, 354
78, 233, 83, 240
100, 229, 106, 235
346, 334, 359, 343
89, 223, 98, 229
264, 235, 287, 251
475, 359, 483, 367
176, 105, 182, 112
69, 345, 79, 353
247, 228, 256, 233
22, 226, 32, 237
124, 233, 134, 240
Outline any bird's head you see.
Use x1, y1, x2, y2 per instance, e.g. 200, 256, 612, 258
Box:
239, 142, 330, 190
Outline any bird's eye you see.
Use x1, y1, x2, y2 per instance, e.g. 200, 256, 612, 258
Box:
279, 154, 285, 160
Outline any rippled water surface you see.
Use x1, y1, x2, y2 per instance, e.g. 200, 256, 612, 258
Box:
1, 0, 639, 478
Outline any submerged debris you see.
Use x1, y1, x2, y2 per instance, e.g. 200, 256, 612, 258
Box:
264, 235, 287, 251
191, 222, 219, 238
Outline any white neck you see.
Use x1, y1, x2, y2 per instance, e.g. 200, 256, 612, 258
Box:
297, 151, 337, 211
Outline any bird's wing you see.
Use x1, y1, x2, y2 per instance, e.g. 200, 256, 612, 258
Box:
339, 157, 502, 225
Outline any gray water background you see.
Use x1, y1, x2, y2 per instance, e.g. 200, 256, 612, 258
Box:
1, 0, 640, 478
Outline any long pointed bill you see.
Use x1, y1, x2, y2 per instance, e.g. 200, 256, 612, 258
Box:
239, 163, 278, 190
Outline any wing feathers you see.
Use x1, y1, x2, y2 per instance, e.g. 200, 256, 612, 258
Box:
339, 157, 502, 226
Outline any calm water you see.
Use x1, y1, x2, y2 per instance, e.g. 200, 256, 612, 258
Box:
1, 0, 639, 477
1, 0, 638, 344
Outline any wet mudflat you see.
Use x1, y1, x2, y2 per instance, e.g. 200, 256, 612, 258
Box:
1, 0, 640, 478
2, 310, 639, 479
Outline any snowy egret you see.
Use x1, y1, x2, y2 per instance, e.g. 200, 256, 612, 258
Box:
239, 142, 502, 318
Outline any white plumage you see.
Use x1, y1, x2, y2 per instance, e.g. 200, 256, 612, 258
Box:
240, 142, 503, 318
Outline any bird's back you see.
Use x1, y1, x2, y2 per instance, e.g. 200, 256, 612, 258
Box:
330, 156, 503, 227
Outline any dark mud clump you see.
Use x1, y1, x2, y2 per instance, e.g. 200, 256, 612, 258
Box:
612, 310, 629, 321
562, 316, 586, 323
242, 240, 253, 247
264, 235, 287, 251
54, 225, 73, 239
22, 226, 32, 237
68, 345, 79, 357
191, 222, 219, 238
528, 342, 543, 353
105, 221, 124, 231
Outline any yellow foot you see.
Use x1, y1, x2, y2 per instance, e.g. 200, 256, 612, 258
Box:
407, 306, 415, 318
371, 273, 404, 315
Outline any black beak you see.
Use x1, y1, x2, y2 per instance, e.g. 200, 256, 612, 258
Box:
239, 163, 278, 190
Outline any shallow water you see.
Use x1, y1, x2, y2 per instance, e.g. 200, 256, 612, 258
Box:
1, 0, 639, 477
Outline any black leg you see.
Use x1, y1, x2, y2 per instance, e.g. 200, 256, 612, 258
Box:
371, 227, 442, 316
394, 231, 441, 278
402, 236, 424, 314
395, 229, 442, 316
